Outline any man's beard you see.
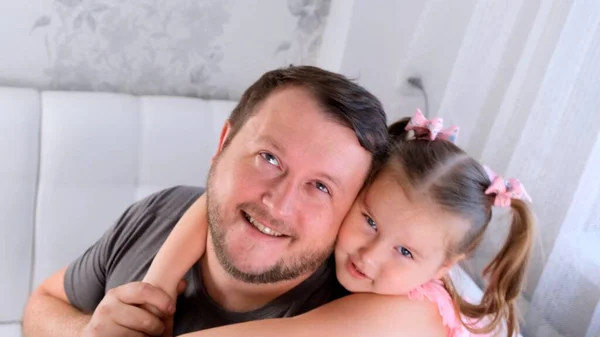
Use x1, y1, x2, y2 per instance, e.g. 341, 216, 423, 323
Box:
206, 154, 334, 284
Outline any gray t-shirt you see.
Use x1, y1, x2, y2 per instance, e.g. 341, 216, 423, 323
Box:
64, 185, 347, 334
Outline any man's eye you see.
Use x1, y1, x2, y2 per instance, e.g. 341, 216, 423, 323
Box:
260, 152, 279, 166
315, 182, 330, 194
365, 215, 377, 231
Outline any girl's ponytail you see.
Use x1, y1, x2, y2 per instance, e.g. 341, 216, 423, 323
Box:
445, 199, 535, 335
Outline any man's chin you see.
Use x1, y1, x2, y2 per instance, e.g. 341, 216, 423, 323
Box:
213, 233, 333, 284
221, 262, 288, 284
219, 252, 327, 284
224, 260, 281, 278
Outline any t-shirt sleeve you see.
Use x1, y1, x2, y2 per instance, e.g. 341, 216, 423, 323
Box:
63, 192, 157, 313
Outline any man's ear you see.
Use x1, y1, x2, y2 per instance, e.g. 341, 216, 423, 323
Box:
433, 253, 465, 280
212, 120, 232, 163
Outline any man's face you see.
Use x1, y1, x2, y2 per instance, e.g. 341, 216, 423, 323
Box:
206, 86, 372, 284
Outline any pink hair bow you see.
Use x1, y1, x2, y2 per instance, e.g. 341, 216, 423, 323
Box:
483, 166, 532, 208
404, 109, 459, 143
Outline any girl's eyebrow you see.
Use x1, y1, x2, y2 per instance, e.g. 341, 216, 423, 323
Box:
401, 242, 423, 259
362, 197, 379, 225
364, 193, 425, 259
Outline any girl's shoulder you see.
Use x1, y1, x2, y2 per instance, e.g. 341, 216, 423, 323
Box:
408, 280, 491, 337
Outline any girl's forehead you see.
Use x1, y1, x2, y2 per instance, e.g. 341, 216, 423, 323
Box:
364, 171, 421, 213
363, 172, 469, 255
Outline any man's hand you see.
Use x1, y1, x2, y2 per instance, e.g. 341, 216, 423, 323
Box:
82, 280, 187, 337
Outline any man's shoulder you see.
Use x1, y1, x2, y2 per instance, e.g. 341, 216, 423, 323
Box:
103, 186, 204, 285
139, 185, 205, 218
64, 185, 205, 312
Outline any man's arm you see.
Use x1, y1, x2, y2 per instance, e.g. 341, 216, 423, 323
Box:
22, 267, 91, 337
22, 187, 191, 337
23, 265, 178, 337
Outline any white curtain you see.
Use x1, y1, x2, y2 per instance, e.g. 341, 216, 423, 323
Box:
322, 0, 600, 336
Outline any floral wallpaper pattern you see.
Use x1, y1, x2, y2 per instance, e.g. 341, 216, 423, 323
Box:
274, 0, 331, 66
22, 0, 332, 99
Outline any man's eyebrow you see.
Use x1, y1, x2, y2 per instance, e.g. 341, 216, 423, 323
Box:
257, 135, 343, 192
316, 172, 343, 193
256, 135, 285, 155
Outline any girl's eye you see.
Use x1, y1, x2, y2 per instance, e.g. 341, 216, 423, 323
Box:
364, 215, 377, 231
260, 152, 279, 167
396, 246, 413, 259
315, 181, 330, 194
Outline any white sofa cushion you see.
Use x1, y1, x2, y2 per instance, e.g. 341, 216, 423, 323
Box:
0, 88, 40, 322
33, 91, 142, 288
0, 86, 236, 329
136, 96, 232, 199
0, 324, 21, 337
32, 91, 236, 288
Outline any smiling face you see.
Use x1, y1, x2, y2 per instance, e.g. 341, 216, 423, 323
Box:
334, 168, 469, 295
206, 86, 372, 284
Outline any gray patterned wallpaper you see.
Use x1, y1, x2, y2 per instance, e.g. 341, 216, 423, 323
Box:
0, 0, 331, 100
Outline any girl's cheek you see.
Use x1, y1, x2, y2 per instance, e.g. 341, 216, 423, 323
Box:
339, 224, 361, 250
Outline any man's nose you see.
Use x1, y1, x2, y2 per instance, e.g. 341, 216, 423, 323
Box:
261, 179, 298, 218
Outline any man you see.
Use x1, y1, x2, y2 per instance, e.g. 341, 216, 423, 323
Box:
22, 66, 388, 336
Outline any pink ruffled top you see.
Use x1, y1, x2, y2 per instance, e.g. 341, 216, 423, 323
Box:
408, 280, 491, 337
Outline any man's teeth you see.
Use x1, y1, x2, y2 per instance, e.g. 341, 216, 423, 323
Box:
245, 213, 283, 237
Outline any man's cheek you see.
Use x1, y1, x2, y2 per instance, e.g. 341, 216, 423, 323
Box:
221, 160, 252, 190
237, 166, 271, 193
315, 215, 338, 244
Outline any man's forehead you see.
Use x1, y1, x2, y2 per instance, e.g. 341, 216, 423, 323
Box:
255, 135, 286, 154
246, 99, 362, 152
238, 87, 372, 189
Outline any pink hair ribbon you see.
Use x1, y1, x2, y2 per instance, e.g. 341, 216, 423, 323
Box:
483, 166, 532, 208
404, 109, 459, 143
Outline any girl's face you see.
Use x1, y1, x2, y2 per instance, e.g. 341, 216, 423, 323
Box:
334, 169, 468, 295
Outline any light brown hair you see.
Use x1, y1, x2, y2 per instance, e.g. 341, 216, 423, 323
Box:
225, 65, 389, 170
386, 118, 536, 336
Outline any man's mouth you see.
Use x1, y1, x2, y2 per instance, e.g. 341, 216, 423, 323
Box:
243, 211, 284, 237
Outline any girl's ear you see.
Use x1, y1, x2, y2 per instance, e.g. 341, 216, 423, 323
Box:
433, 253, 465, 280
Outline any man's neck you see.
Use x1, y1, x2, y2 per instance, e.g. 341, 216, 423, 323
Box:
200, 236, 312, 312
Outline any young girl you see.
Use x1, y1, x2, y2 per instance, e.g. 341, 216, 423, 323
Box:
144, 110, 535, 337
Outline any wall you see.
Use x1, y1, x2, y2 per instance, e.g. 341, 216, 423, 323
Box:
0, 0, 332, 99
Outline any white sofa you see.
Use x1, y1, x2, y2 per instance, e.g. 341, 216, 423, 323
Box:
0, 86, 488, 337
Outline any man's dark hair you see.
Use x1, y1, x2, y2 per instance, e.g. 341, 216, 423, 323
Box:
225, 65, 388, 167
